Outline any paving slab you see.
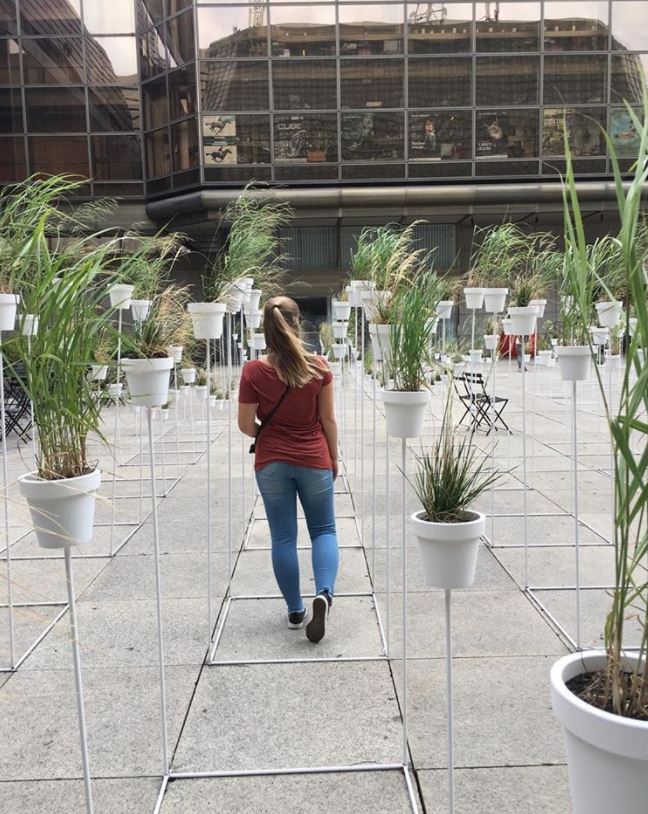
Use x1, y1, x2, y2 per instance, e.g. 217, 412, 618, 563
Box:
487, 514, 607, 548
0, 604, 67, 669
496, 545, 616, 589
159, 771, 417, 813
172, 662, 402, 772
123, 515, 247, 556
246, 517, 360, 550
473, 489, 567, 517
2, 556, 106, 604
7, 524, 141, 559
0, 777, 160, 814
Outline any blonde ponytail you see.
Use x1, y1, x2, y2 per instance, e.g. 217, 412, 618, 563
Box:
262, 297, 324, 388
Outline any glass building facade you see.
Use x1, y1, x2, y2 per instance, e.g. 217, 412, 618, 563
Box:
0, 0, 646, 198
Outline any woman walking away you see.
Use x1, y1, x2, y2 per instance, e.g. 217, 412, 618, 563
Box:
238, 296, 339, 643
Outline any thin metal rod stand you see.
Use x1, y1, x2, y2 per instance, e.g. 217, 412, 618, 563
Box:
0, 337, 15, 667
571, 380, 581, 649
109, 309, 123, 556
521, 334, 530, 589
445, 588, 454, 814
206, 338, 214, 651
401, 437, 408, 768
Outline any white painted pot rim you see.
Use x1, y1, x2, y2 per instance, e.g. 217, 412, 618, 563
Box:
410, 508, 485, 535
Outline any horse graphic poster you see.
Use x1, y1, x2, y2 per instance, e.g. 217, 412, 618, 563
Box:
203, 116, 238, 164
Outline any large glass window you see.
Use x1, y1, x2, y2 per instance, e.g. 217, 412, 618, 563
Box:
543, 2, 610, 51
608, 106, 643, 157
168, 0, 193, 14
340, 58, 404, 108
25, 86, 86, 132
0, 39, 20, 85
171, 118, 199, 170
611, 2, 648, 51
476, 108, 539, 157
0, 137, 26, 182
341, 111, 404, 160
145, 126, 170, 176
139, 0, 165, 29
0, 0, 17, 36
339, 5, 404, 56
0, 88, 22, 133
476, 56, 540, 105
89, 86, 141, 131
611, 53, 648, 105
409, 57, 471, 107
166, 10, 195, 68
543, 107, 606, 155
84, 0, 135, 35
28, 135, 89, 175
20, 0, 82, 36
200, 60, 269, 110
269, 5, 336, 57
274, 113, 338, 162
273, 59, 337, 110
407, 3, 473, 54
544, 54, 608, 104
198, 7, 268, 58
476, 2, 541, 52
87, 37, 138, 84
142, 76, 169, 129
202, 113, 270, 164
139, 27, 167, 80
23, 38, 84, 85
168, 66, 197, 119
409, 110, 472, 159
91, 134, 142, 179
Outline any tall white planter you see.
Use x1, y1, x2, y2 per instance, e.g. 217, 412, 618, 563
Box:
109, 283, 134, 310
130, 299, 152, 322
21, 313, 39, 336
167, 345, 183, 364
502, 318, 512, 336
251, 333, 266, 351
332, 321, 348, 340
90, 364, 108, 381
508, 306, 538, 336
249, 310, 262, 330
556, 346, 590, 381
483, 288, 508, 313
373, 323, 396, 364
596, 301, 623, 329
469, 349, 482, 364
180, 367, 196, 384
188, 302, 226, 340
483, 334, 499, 351
437, 300, 454, 320
0, 293, 19, 331
410, 510, 485, 589
362, 289, 391, 322
368, 323, 383, 362
332, 343, 347, 360
379, 389, 429, 438
108, 382, 123, 399
332, 300, 352, 321
551, 650, 648, 814
529, 298, 547, 318
18, 468, 101, 549
591, 327, 609, 347
122, 357, 174, 407
247, 288, 262, 312
463, 287, 484, 310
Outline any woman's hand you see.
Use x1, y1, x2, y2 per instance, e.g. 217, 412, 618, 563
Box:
331, 459, 338, 480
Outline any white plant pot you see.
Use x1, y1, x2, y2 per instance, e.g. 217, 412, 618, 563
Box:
607, 354, 621, 370
362, 289, 391, 322
529, 298, 547, 318
121, 356, 174, 407
91, 364, 108, 381
628, 317, 638, 336
502, 318, 512, 336
373, 323, 396, 364
249, 311, 262, 330
332, 322, 348, 340
188, 302, 226, 340
469, 349, 482, 364
556, 346, 591, 382
453, 362, 465, 377
130, 299, 152, 323
332, 343, 347, 360
437, 300, 454, 321
251, 333, 266, 350
483, 334, 498, 351
508, 306, 538, 336
550, 650, 648, 814
550, 337, 558, 348
0, 293, 19, 331
195, 385, 208, 400
329, 361, 341, 375
166, 345, 183, 364
537, 350, 553, 366
221, 281, 246, 312
109, 283, 134, 310
483, 287, 508, 313
410, 509, 485, 589
463, 287, 484, 310
332, 300, 352, 321
346, 281, 365, 308
590, 327, 609, 346
379, 389, 429, 439
108, 383, 123, 399
180, 367, 196, 384
596, 300, 623, 329
248, 289, 262, 312
21, 313, 39, 337
18, 468, 101, 549
368, 323, 382, 362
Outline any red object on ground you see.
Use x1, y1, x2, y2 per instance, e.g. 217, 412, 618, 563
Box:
499, 333, 536, 357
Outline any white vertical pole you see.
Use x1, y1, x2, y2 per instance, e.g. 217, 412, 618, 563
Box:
139, 408, 144, 523
371, 373, 377, 579
206, 338, 213, 646
384, 423, 391, 658
0, 338, 15, 667
401, 438, 408, 767
227, 313, 233, 589
159, 410, 167, 497
572, 380, 581, 649
64, 547, 94, 814
109, 308, 122, 556
360, 306, 365, 545
445, 588, 454, 814
522, 334, 530, 589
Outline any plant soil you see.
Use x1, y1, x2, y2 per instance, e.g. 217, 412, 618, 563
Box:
567, 671, 648, 722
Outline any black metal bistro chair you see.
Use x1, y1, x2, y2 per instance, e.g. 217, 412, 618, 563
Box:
454, 372, 510, 435
1, 367, 32, 444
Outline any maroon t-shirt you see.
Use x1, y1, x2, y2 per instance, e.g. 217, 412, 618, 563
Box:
239, 357, 333, 471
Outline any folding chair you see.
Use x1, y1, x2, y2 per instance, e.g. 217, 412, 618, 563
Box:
454, 372, 511, 435
2, 372, 32, 443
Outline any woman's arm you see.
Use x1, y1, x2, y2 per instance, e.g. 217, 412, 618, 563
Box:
238, 402, 258, 438
317, 382, 339, 479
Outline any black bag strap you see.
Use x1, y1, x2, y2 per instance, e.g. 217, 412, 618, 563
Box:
249, 384, 290, 453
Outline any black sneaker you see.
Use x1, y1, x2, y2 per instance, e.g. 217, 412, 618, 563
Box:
306, 592, 331, 643
288, 609, 306, 629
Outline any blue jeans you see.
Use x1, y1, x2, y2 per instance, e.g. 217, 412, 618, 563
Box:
255, 462, 339, 613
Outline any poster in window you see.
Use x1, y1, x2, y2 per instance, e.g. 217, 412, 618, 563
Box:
274, 115, 335, 163
543, 109, 603, 157
203, 115, 237, 164
341, 112, 402, 160
409, 113, 471, 160
610, 109, 641, 157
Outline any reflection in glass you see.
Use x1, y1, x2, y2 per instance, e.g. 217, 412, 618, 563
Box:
168, 67, 197, 120
409, 57, 471, 107
339, 5, 404, 56
612, 2, 648, 51
200, 61, 269, 111
0, 39, 21, 86
340, 58, 403, 108
608, 106, 643, 157
202, 114, 270, 164
274, 113, 337, 162
270, 6, 336, 57
476, 2, 540, 52
611, 54, 648, 105
409, 111, 471, 160
29, 135, 89, 175
544, 54, 608, 104
89, 87, 141, 131
84, 0, 135, 35
87, 37, 138, 84
273, 60, 336, 110
477, 160, 539, 175
410, 161, 471, 178
171, 118, 199, 171
145, 126, 170, 177
476, 56, 539, 105
91, 134, 142, 179
139, 27, 167, 80
407, 4, 472, 54
543, 2, 609, 51
20, 0, 82, 36
543, 107, 606, 155
0, 137, 26, 182
476, 109, 539, 158
168, 0, 193, 15
142, 76, 169, 129
22, 38, 84, 85
342, 164, 404, 178
167, 11, 195, 68
341, 111, 404, 160
0, 1, 17, 36
0, 88, 22, 133
198, 7, 268, 58
25, 87, 86, 132
139, 0, 165, 29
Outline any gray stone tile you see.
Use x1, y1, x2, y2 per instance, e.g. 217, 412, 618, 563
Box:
0, 777, 161, 814
0, 604, 67, 670
495, 545, 615, 589
246, 517, 360, 550
3, 557, 106, 604
124, 515, 247, 555
8, 524, 140, 559
173, 662, 402, 772
473, 489, 566, 517
418, 766, 571, 814
160, 771, 417, 814
488, 514, 607, 547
